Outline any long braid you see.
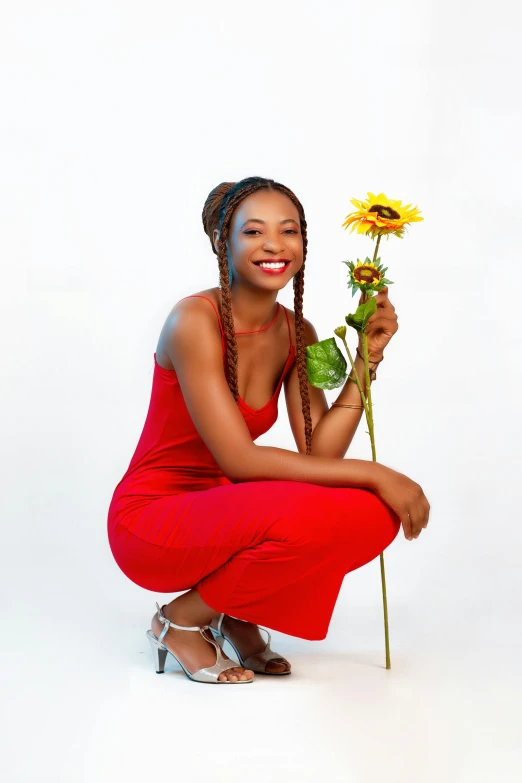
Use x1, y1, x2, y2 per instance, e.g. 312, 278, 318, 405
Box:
202, 177, 313, 454
292, 265, 313, 455
217, 241, 239, 402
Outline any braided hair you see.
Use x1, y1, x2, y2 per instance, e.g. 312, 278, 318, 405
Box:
202, 176, 312, 455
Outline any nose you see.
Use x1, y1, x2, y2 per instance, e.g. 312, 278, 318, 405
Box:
262, 237, 286, 253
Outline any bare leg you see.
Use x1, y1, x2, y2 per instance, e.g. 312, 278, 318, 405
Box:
150, 588, 254, 682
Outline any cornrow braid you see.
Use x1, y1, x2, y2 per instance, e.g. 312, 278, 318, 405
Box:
201, 176, 313, 456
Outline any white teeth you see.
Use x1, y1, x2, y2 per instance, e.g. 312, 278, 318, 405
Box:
258, 262, 286, 269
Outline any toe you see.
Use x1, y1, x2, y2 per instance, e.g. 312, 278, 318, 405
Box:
266, 660, 290, 673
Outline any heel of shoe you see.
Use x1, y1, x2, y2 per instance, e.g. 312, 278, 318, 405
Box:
146, 630, 168, 674
149, 603, 252, 684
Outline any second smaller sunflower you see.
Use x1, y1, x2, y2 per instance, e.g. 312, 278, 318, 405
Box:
342, 257, 394, 297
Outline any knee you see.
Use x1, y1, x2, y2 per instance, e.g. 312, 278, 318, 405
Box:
291, 488, 400, 551
265, 484, 400, 553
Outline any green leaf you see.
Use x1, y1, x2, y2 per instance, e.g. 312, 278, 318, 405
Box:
306, 337, 348, 390
344, 297, 377, 332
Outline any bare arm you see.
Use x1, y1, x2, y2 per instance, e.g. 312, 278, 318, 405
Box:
165, 298, 382, 491
310, 351, 381, 458
283, 316, 380, 459
232, 445, 381, 490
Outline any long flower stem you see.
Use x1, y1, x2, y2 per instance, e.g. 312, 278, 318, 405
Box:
361, 332, 376, 461
359, 285, 391, 670
372, 233, 382, 264
362, 330, 391, 669
340, 337, 371, 421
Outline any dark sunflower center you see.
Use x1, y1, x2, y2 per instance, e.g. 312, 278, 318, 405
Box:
368, 204, 400, 220
354, 265, 381, 284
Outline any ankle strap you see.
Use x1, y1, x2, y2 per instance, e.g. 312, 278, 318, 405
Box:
156, 602, 210, 633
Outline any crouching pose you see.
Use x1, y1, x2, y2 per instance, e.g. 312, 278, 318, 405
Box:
107, 176, 430, 685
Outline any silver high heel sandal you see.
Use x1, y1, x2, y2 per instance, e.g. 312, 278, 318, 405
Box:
146, 602, 254, 684
209, 613, 291, 675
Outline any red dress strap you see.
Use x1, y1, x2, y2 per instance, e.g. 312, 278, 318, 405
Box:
281, 304, 294, 349
181, 295, 225, 340
181, 295, 293, 350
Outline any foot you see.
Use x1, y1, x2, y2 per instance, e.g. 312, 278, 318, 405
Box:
210, 615, 291, 674
151, 606, 255, 683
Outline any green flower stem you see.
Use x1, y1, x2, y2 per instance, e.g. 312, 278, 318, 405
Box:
372, 233, 382, 264
339, 336, 371, 421
360, 288, 391, 670
361, 332, 376, 460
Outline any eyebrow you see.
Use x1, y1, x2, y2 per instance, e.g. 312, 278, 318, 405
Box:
240, 218, 299, 228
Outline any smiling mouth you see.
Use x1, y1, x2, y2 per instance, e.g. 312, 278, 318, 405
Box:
253, 260, 292, 267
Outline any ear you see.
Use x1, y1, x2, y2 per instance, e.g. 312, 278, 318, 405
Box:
212, 229, 220, 255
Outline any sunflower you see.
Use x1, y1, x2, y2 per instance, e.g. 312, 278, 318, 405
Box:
342, 257, 394, 297
342, 191, 423, 239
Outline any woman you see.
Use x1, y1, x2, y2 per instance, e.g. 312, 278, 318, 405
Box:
107, 176, 430, 685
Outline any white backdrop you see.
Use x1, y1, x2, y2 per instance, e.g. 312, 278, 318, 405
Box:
2, 1, 521, 781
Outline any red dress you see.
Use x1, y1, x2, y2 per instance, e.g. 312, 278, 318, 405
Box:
107, 295, 400, 640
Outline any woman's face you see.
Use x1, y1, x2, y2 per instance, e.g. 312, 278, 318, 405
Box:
213, 189, 304, 289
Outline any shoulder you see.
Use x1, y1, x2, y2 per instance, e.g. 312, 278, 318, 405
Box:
282, 306, 319, 346
165, 287, 221, 326
156, 289, 222, 370
168, 287, 220, 316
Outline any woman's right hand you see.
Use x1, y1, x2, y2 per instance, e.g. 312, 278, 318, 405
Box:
371, 464, 431, 540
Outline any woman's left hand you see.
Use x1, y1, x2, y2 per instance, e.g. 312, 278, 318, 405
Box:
358, 287, 398, 360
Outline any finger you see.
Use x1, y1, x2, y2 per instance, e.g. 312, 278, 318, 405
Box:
405, 503, 419, 539
410, 500, 426, 538
366, 317, 397, 333
365, 317, 398, 336
375, 288, 395, 309
374, 300, 395, 314
422, 497, 430, 528
402, 510, 413, 540
367, 312, 397, 324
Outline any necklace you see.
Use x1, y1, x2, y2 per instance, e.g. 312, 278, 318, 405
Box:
234, 302, 280, 335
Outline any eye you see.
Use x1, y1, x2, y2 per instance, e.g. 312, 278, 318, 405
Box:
244, 229, 298, 235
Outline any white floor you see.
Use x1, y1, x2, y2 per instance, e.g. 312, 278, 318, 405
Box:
5, 557, 521, 783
